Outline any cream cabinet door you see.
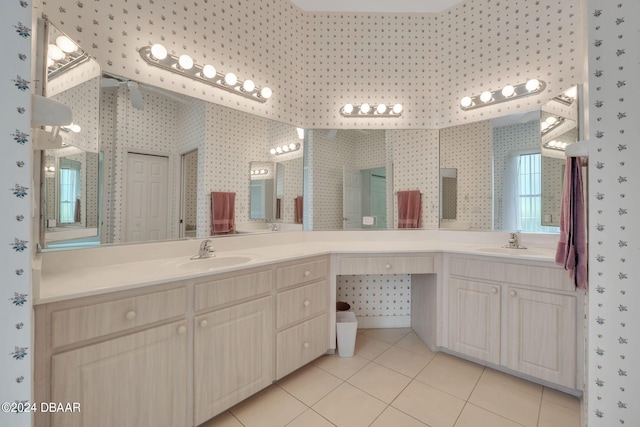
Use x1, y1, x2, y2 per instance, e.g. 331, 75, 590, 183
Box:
194, 296, 274, 425
448, 278, 501, 365
506, 287, 576, 388
51, 321, 188, 427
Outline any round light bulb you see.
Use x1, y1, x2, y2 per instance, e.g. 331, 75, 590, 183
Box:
260, 169, 266, 174
47, 57, 54, 68
150, 44, 168, 60
260, 87, 272, 99
242, 79, 255, 92
270, 148, 277, 155
545, 116, 558, 125
250, 170, 255, 175
480, 91, 493, 103
56, 36, 77, 53
501, 85, 515, 97
70, 124, 81, 133
224, 72, 238, 86
560, 142, 568, 149
392, 103, 403, 114
178, 54, 193, 70
48, 44, 65, 61
460, 96, 473, 108
564, 86, 577, 99
376, 104, 387, 114
289, 143, 297, 150
360, 103, 371, 114
202, 64, 216, 79
276, 147, 283, 154
50, 166, 55, 172
343, 103, 354, 114
282, 145, 290, 152
549, 140, 558, 147
540, 122, 550, 131
526, 79, 540, 91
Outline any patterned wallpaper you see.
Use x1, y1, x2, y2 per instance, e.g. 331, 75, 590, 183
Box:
183, 149, 198, 232
337, 274, 412, 323
587, 1, 640, 425
440, 121, 492, 229
1, 0, 32, 425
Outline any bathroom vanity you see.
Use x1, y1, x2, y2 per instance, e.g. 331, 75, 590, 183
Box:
33, 231, 584, 427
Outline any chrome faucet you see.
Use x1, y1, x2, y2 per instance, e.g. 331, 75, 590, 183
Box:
191, 239, 215, 260
267, 223, 279, 231
504, 232, 527, 249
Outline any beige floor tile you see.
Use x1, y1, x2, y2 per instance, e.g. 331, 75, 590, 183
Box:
392, 380, 465, 427
374, 346, 432, 378
313, 382, 387, 427
479, 368, 543, 398
454, 403, 524, 427
278, 364, 343, 406
354, 334, 392, 360
370, 406, 429, 427
538, 400, 581, 427
542, 387, 581, 411
415, 353, 484, 400
347, 362, 412, 404
468, 374, 541, 427
230, 385, 307, 427
395, 332, 439, 358
198, 411, 243, 427
313, 354, 370, 380
286, 409, 336, 427
361, 328, 412, 345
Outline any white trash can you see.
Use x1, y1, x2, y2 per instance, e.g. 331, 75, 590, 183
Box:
336, 311, 358, 357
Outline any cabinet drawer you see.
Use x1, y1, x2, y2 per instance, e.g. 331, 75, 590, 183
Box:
52, 287, 187, 348
449, 257, 573, 291
339, 255, 434, 275
195, 269, 273, 311
276, 258, 329, 289
276, 313, 328, 379
277, 280, 328, 329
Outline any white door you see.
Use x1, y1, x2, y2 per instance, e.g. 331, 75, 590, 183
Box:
343, 166, 362, 229
370, 174, 387, 229
126, 153, 169, 242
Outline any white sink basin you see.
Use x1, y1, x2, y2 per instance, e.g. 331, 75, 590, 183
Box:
177, 255, 255, 271
475, 247, 552, 257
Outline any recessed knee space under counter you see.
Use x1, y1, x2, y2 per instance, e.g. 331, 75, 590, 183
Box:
33, 234, 584, 426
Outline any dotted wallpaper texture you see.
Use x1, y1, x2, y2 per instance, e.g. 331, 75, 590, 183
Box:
587, 1, 640, 425
1, 0, 32, 425
40, 0, 581, 130
337, 274, 412, 321
183, 149, 198, 232
440, 121, 492, 230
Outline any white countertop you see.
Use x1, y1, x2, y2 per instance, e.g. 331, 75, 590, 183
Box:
35, 230, 560, 304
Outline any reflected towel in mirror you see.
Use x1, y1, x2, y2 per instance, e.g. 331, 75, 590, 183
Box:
397, 190, 421, 228
211, 192, 236, 235
294, 196, 303, 224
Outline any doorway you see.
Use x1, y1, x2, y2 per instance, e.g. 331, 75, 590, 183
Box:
125, 152, 169, 242
180, 150, 198, 238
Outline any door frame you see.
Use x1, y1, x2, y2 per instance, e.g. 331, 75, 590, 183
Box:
120, 147, 174, 242
179, 148, 198, 238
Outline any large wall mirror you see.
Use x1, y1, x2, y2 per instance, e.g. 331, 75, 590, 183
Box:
41, 20, 102, 248
304, 86, 578, 233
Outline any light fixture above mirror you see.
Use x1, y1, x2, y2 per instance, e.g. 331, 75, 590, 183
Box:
340, 103, 403, 117
459, 79, 546, 110
139, 44, 272, 103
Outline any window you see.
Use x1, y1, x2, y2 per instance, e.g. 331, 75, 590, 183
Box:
58, 159, 81, 223
516, 153, 558, 233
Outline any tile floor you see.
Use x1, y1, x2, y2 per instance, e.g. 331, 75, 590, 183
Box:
201, 328, 581, 427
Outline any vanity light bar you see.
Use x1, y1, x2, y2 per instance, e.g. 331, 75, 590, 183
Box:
543, 140, 569, 151
459, 79, 546, 111
340, 103, 403, 117
250, 169, 269, 175
270, 142, 301, 155
139, 45, 272, 103
540, 115, 565, 136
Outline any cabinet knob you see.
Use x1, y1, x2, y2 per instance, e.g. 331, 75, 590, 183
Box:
491, 287, 498, 294
177, 325, 187, 335
510, 290, 517, 297
200, 320, 208, 328
385, 264, 391, 270
303, 342, 310, 349
125, 310, 136, 321
303, 300, 310, 307
304, 270, 311, 277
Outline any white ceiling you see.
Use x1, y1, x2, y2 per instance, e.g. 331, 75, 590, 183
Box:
289, 0, 465, 14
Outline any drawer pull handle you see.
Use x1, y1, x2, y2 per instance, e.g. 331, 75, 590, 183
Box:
177, 326, 187, 335
303, 342, 310, 349
303, 300, 310, 307
510, 290, 517, 297
304, 270, 311, 277
491, 287, 498, 294
385, 264, 392, 270
125, 311, 136, 321
200, 320, 208, 328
